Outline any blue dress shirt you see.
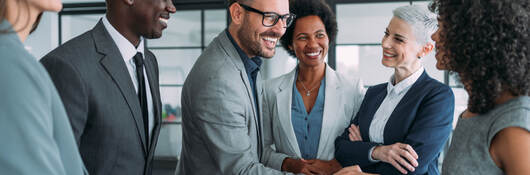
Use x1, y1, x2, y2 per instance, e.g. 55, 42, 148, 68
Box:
291, 70, 325, 159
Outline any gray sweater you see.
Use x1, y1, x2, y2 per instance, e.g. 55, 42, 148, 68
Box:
442, 96, 530, 175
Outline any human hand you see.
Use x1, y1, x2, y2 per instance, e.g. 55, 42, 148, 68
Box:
301, 159, 342, 175
372, 143, 418, 174
348, 124, 362, 141
333, 165, 362, 175
281, 158, 315, 175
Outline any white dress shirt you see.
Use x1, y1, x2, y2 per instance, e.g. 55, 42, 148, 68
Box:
369, 67, 424, 143
102, 17, 155, 139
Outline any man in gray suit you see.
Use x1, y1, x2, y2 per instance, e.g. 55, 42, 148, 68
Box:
40, 0, 176, 174
176, 0, 294, 174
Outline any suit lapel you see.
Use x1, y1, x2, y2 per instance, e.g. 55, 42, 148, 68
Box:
360, 86, 387, 141
383, 72, 428, 142
92, 21, 148, 154
277, 69, 302, 157
317, 65, 339, 158
144, 51, 162, 153
218, 32, 263, 154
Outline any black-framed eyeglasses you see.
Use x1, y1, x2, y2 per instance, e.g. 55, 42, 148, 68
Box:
239, 3, 296, 28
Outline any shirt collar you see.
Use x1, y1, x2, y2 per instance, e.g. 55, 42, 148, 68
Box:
102, 16, 145, 62
387, 66, 424, 95
225, 29, 262, 74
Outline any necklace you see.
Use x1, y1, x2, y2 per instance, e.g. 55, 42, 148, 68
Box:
297, 78, 318, 96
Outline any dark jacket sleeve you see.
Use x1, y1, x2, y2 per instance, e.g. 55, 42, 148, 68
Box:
378, 85, 454, 175
41, 55, 88, 146
335, 92, 382, 167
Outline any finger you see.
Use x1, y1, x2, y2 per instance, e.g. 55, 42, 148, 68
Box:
306, 165, 323, 174
395, 154, 416, 172
349, 132, 356, 141
301, 168, 315, 175
389, 159, 408, 174
399, 148, 419, 167
403, 144, 419, 160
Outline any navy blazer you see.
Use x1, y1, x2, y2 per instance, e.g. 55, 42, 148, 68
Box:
335, 72, 454, 175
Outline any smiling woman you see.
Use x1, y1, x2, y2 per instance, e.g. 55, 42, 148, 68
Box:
334, 5, 454, 175
261, 0, 366, 174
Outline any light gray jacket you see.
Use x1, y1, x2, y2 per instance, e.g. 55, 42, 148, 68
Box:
176, 31, 289, 175
262, 65, 365, 170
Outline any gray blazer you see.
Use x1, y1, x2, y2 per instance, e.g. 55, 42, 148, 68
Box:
176, 31, 289, 175
0, 20, 86, 175
262, 65, 365, 170
40, 21, 162, 175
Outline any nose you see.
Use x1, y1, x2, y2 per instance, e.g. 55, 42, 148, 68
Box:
431, 30, 438, 41
307, 37, 318, 48
166, 0, 176, 13
381, 36, 391, 49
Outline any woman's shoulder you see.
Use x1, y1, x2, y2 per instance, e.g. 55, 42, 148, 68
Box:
488, 96, 530, 136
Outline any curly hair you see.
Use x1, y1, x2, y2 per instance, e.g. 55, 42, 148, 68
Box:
430, 0, 530, 114
279, 0, 337, 58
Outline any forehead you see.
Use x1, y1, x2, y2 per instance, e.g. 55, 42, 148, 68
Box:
249, 0, 290, 15
294, 16, 326, 34
387, 17, 415, 39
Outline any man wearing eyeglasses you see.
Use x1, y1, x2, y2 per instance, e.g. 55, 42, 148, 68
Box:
175, 0, 295, 174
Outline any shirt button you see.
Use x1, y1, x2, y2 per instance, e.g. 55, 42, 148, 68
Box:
305, 118, 308, 121
304, 136, 308, 140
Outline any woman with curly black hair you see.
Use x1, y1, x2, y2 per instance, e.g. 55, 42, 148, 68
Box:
430, 0, 530, 174
261, 0, 365, 174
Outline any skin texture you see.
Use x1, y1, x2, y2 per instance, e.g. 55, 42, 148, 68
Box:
381, 17, 433, 84
227, 0, 289, 58
5, 0, 62, 42
429, 20, 447, 70
106, 0, 176, 46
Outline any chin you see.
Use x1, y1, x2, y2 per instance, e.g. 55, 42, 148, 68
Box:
145, 32, 162, 39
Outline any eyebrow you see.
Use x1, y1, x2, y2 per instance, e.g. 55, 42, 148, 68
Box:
394, 33, 407, 40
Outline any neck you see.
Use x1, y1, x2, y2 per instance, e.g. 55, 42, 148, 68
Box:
298, 63, 326, 84
495, 90, 517, 105
228, 25, 256, 58
393, 61, 421, 85
6, 0, 38, 42
106, 13, 140, 47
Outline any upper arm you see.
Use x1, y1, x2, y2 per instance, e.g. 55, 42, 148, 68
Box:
40, 55, 88, 144
490, 127, 530, 175
189, 76, 285, 175
0, 60, 67, 175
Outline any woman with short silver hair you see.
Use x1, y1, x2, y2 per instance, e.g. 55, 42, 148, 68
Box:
335, 5, 454, 175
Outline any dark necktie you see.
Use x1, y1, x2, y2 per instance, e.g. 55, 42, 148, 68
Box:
133, 52, 149, 144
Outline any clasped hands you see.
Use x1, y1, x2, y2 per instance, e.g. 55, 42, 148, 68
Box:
281, 157, 342, 175
348, 124, 419, 174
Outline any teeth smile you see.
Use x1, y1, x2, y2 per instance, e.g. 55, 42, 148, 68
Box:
306, 52, 320, 56
384, 53, 396, 57
159, 18, 168, 24
263, 37, 277, 42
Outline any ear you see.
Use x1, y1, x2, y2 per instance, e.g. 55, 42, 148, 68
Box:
418, 42, 434, 58
229, 3, 244, 25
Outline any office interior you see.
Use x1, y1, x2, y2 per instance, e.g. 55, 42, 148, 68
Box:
23, 0, 468, 174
